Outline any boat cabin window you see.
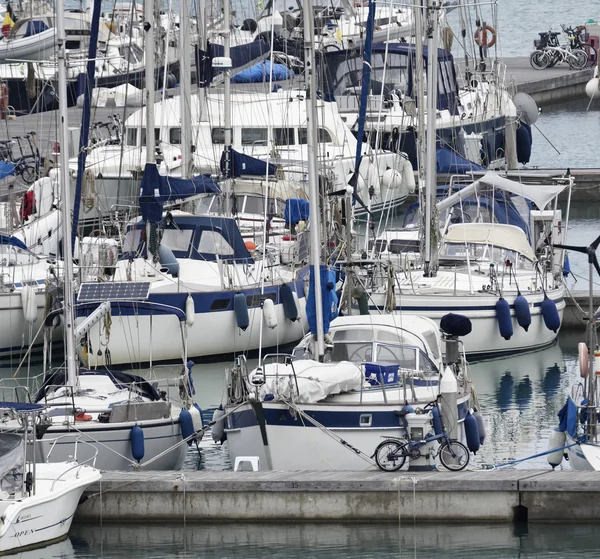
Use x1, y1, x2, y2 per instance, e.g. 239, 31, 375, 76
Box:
376, 345, 417, 369
123, 228, 142, 255
211, 128, 226, 144
441, 242, 533, 270
388, 238, 420, 254
161, 228, 194, 253
169, 128, 181, 144
196, 230, 235, 257
242, 128, 268, 146
126, 128, 137, 146
298, 128, 332, 144
242, 196, 281, 216
274, 128, 295, 146
330, 342, 372, 362
332, 329, 374, 342
422, 330, 440, 359
140, 128, 161, 147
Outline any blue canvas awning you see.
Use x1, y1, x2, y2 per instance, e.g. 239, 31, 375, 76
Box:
139, 163, 221, 223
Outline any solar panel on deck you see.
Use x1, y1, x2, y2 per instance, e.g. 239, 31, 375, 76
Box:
78, 282, 151, 302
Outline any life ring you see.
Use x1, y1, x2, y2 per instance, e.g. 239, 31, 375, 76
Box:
474, 25, 496, 48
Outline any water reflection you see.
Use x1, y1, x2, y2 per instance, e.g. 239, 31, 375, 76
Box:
470, 342, 570, 468
66, 523, 600, 558
1, 537, 74, 559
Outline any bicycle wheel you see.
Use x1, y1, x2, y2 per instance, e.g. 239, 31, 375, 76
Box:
529, 50, 548, 70
438, 440, 470, 471
20, 165, 37, 184
374, 440, 406, 471
568, 49, 588, 70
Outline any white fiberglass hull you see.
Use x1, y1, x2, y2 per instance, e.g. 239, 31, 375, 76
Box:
0, 289, 56, 358
82, 297, 308, 367
226, 396, 470, 471
369, 289, 565, 359
565, 435, 598, 471
0, 462, 100, 554
33, 417, 187, 471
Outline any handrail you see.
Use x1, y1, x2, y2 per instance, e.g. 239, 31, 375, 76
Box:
46, 434, 99, 476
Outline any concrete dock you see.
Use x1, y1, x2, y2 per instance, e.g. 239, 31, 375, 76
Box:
75, 469, 600, 524
502, 56, 594, 106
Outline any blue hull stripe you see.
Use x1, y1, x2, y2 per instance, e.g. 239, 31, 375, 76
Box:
76, 278, 306, 318
228, 402, 469, 430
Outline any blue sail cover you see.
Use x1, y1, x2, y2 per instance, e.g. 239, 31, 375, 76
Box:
231, 61, 294, 83
284, 198, 309, 227
220, 147, 276, 178
306, 265, 338, 335
139, 163, 221, 223
436, 147, 485, 174
196, 39, 271, 87
0, 234, 27, 251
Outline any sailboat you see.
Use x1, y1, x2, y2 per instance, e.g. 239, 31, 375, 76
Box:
221, 0, 479, 472
349, 3, 571, 359
547, 234, 600, 471
5, 0, 201, 471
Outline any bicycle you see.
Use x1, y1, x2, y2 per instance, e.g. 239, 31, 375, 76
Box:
373, 395, 470, 472
530, 26, 588, 70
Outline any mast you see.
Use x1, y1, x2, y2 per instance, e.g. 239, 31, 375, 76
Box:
56, 0, 78, 387
304, 0, 325, 359
415, 0, 426, 234
144, 0, 156, 166
222, 0, 232, 215
179, 0, 192, 178
423, 0, 439, 277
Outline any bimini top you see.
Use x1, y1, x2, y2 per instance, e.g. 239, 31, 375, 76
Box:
443, 223, 535, 261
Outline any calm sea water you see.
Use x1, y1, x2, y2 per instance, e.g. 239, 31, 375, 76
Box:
22, 522, 600, 558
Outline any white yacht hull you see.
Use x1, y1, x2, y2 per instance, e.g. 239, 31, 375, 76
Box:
33, 417, 187, 471
0, 289, 56, 358
368, 289, 565, 359
81, 295, 308, 366
226, 395, 470, 471
0, 462, 100, 554
565, 435, 600, 471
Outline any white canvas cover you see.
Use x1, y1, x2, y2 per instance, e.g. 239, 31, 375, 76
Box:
443, 223, 535, 260
249, 359, 363, 404
437, 172, 569, 213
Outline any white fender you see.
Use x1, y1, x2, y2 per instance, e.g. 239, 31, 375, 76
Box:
585, 77, 599, 101
403, 158, 416, 193
211, 407, 226, 443
185, 295, 195, 327
547, 429, 566, 469
189, 404, 204, 442
263, 298, 278, 329
20, 285, 37, 323
381, 168, 403, 190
